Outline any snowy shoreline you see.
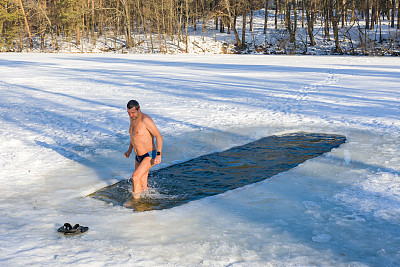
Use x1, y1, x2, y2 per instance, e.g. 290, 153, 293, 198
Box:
0, 54, 399, 266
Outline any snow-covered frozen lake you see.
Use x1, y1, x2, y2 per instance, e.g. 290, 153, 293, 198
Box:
0, 54, 399, 266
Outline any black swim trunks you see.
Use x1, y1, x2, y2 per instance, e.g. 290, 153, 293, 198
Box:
135, 150, 156, 164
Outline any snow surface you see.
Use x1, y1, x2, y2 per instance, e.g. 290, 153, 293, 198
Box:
0, 53, 399, 266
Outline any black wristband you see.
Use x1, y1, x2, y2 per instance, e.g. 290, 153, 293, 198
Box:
156, 151, 162, 156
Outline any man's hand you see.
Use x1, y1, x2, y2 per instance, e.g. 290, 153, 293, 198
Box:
124, 150, 132, 158
153, 155, 162, 165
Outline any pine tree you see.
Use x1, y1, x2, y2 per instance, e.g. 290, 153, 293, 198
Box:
0, 0, 21, 51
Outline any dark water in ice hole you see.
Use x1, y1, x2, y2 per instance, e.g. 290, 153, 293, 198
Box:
88, 132, 346, 212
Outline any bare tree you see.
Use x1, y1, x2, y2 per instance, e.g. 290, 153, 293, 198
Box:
329, 0, 342, 53
263, 0, 269, 34
305, 0, 316, 46
17, 0, 33, 49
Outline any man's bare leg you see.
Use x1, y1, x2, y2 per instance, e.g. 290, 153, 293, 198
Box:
132, 157, 153, 199
140, 158, 154, 192
140, 172, 149, 192
123, 158, 153, 208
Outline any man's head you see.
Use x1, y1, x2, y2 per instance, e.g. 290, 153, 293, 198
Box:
127, 100, 140, 110
127, 100, 140, 119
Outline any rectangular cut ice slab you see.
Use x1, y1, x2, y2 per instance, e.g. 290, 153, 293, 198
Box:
88, 132, 346, 212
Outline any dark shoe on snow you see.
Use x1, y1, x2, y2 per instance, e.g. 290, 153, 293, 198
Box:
58, 223, 89, 235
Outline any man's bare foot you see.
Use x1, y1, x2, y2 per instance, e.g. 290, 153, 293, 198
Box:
123, 199, 137, 208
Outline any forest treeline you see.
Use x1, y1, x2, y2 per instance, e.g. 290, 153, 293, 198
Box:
1, 0, 400, 54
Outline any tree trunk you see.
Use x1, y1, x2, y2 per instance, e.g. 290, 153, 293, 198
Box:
233, 15, 242, 46
391, 0, 395, 28
341, 0, 346, 28
75, 1, 80, 47
185, 0, 189, 52
76, 25, 81, 46
17, 0, 33, 50
293, 0, 297, 42
285, 0, 293, 40
306, 0, 315, 46
249, 0, 254, 32
330, 0, 342, 53
91, 0, 95, 40
398, 0, 400, 29
275, 0, 279, 29
324, 0, 330, 40
264, 0, 269, 34
99, 0, 103, 35
121, 0, 132, 48
370, 0, 376, 30
242, 10, 247, 47
366, 0, 370, 29
301, 0, 304, 28
224, 0, 241, 46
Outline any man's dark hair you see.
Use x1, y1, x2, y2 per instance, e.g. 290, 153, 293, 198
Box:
127, 100, 140, 110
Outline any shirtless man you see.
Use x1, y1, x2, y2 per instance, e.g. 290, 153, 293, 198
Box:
124, 100, 163, 201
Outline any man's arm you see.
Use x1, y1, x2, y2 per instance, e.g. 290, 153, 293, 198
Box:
144, 116, 163, 164
124, 121, 133, 158
124, 142, 133, 158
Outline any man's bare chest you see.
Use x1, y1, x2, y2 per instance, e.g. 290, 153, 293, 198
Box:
130, 123, 148, 138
